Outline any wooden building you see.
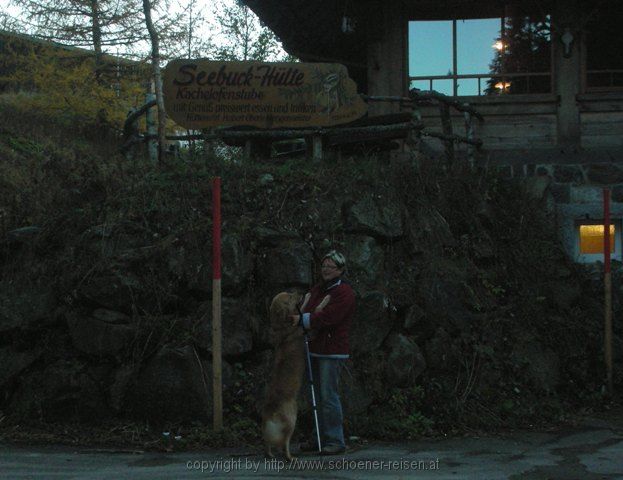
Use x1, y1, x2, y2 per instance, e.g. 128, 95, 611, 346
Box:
245, 0, 623, 262
244, 0, 622, 153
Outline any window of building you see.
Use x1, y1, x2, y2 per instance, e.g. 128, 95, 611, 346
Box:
584, 0, 623, 91
408, 13, 552, 96
575, 220, 620, 263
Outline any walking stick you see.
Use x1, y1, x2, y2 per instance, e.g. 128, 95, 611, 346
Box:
298, 304, 322, 453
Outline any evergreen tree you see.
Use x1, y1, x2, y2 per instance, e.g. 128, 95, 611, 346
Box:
486, 14, 551, 95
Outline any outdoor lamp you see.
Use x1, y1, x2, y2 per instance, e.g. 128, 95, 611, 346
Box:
561, 27, 574, 58
342, 16, 355, 34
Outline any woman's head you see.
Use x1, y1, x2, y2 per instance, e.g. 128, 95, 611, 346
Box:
321, 250, 346, 282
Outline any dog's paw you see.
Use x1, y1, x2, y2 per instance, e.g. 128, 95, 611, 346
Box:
314, 295, 331, 312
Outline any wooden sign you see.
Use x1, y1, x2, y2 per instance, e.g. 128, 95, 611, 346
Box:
163, 60, 367, 129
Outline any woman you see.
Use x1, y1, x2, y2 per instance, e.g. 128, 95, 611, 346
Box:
291, 250, 356, 455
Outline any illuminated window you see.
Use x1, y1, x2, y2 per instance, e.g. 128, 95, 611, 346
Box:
575, 220, 621, 263
579, 224, 615, 254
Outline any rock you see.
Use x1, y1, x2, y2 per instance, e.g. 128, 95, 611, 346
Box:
221, 234, 252, 293
405, 206, 454, 253
385, 333, 426, 387
86, 224, 113, 238
343, 235, 384, 286
200, 358, 234, 390
255, 227, 298, 247
511, 337, 560, 392
0, 346, 42, 391
258, 173, 274, 186
108, 364, 135, 412
424, 328, 454, 371
343, 197, 403, 238
167, 241, 211, 297
79, 271, 143, 311
470, 232, 495, 260
84, 227, 150, 259
418, 270, 473, 333
91, 309, 131, 325
111, 357, 232, 415
129, 345, 211, 423
7, 226, 41, 242
476, 200, 496, 227
249, 350, 274, 418
194, 298, 255, 356
340, 351, 386, 419
404, 304, 426, 331
340, 365, 374, 415
350, 291, 392, 355
9, 359, 107, 422
545, 280, 581, 311
67, 312, 135, 358
260, 241, 312, 287
248, 299, 275, 350
0, 286, 57, 334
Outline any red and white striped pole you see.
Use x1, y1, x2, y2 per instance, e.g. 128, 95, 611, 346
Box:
212, 177, 223, 430
603, 187, 613, 395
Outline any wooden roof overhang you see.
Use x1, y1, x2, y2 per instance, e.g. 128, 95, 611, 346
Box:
243, 0, 557, 90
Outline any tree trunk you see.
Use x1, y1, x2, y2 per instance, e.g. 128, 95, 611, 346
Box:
90, 0, 104, 80
243, 7, 249, 61
142, 0, 167, 164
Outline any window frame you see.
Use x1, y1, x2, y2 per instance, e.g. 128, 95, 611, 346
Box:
408, 15, 554, 97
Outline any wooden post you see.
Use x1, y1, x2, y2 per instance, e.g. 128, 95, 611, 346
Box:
464, 110, 474, 168
553, 1, 581, 149
202, 128, 214, 163
406, 100, 423, 171
312, 134, 323, 162
244, 140, 252, 162
366, 2, 407, 115
603, 187, 613, 395
212, 177, 223, 431
452, 19, 458, 97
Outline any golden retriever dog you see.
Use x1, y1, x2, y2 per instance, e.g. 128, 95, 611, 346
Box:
261, 291, 330, 460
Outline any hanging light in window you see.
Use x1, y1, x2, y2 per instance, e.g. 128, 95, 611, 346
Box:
342, 16, 355, 34
341, 0, 355, 34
